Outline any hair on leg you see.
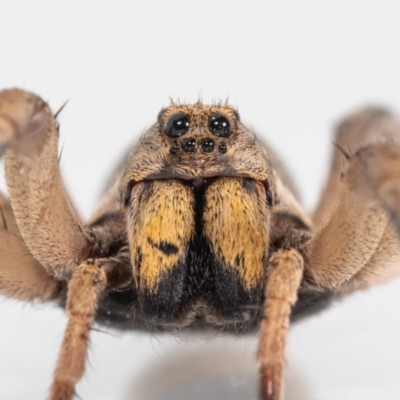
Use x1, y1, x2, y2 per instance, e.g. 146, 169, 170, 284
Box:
0, 230, 59, 301
257, 249, 303, 400
0, 89, 91, 280
313, 107, 400, 228
49, 261, 106, 400
305, 143, 400, 289
0, 192, 58, 301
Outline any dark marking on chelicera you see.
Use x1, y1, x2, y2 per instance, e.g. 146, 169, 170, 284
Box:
136, 246, 143, 269
241, 179, 255, 194
148, 238, 179, 255
234, 254, 242, 267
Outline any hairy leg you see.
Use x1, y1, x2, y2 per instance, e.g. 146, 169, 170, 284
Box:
258, 249, 303, 400
0, 193, 59, 301
313, 107, 400, 228
305, 143, 400, 289
0, 88, 91, 279
49, 261, 106, 400
0, 89, 106, 400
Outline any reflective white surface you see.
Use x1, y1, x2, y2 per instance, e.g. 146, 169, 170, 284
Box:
1, 1, 400, 399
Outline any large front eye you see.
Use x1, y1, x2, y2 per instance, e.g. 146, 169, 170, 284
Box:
165, 113, 190, 138
208, 113, 232, 137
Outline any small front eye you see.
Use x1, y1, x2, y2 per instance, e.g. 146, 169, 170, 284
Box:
208, 114, 232, 137
165, 113, 190, 138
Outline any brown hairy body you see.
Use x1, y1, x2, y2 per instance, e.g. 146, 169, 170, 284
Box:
1, 89, 400, 399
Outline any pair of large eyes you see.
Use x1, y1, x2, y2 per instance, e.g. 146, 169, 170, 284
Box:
165, 113, 232, 138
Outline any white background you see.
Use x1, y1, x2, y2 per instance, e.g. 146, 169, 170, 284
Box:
1, 1, 400, 399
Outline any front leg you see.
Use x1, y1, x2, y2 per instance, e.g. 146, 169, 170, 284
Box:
0, 89, 92, 278
305, 142, 400, 289
258, 249, 303, 400
0, 89, 43, 154
0, 89, 108, 400
261, 109, 400, 400
49, 260, 106, 400
313, 107, 400, 228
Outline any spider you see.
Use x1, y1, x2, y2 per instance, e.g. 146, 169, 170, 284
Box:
0, 88, 400, 400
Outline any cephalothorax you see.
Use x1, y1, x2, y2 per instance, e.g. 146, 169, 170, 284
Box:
1, 89, 400, 400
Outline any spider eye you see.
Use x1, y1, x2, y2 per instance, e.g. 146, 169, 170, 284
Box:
165, 113, 190, 138
208, 114, 232, 137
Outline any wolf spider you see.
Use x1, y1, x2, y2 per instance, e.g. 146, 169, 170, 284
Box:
1, 88, 400, 400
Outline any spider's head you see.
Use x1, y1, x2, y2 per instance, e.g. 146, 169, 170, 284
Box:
118, 103, 276, 327
122, 102, 275, 199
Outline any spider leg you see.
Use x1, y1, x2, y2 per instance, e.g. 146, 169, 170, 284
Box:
0, 193, 59, 301
257, 249, 303, 400
260, 107, 400, 400
313, 106, 400, 228
0, 88, 91, 279
0, 89, 104, 400
305, 142, 400, 289
49, 261, 106, 400
0, 192, 18, 233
